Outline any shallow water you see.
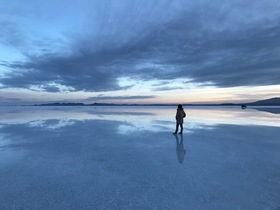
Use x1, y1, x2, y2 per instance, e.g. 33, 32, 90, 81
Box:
0, 106, 279, 210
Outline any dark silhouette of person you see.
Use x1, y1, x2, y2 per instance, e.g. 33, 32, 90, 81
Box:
174, 134, 186, 164
173, 104, 186, 134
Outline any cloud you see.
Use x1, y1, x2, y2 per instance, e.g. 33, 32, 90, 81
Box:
0, 95, 25, 105
0, 20, 26, 47
87, 95, 157, 102
1, 0, 280, 92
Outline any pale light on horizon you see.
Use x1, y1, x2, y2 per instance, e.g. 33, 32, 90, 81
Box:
1, 84, 279, 105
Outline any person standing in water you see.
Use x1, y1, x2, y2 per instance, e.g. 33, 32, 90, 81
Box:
173, 104, 186, 134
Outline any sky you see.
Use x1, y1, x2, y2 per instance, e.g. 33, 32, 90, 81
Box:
0, 0, 280, 105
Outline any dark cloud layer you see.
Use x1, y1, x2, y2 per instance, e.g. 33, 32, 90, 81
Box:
1, 0, 280, 92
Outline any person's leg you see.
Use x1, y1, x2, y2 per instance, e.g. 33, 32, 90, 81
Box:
173, 123, 179, 134
179, 123, 183, 134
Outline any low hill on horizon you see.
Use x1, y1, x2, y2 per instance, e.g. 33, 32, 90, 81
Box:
247, 97, 280, 106
31, 97, 280, 106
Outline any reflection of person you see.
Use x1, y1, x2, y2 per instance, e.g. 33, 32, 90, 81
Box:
173, 104, 186, 134
174, 134, 186, 164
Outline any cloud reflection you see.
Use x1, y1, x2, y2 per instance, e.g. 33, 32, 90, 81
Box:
1, 107, 280, 135
28, 119, 75, 130
0, 106, 279, 209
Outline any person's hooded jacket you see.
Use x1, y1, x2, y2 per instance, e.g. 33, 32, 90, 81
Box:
175, 108, 186, 124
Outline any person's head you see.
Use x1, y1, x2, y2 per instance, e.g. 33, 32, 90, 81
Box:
178, 104, 183, 109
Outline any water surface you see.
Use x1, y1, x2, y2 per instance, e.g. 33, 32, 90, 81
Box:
0, 106, 279, 210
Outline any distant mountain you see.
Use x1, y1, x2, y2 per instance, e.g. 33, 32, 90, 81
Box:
248, 97, 280, 106
31, 97, 280, 106
34, 102, 85, 106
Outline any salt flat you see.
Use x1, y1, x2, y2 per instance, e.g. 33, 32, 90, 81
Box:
0, 106, 279, 210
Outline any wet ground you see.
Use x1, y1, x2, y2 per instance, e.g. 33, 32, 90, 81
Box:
0, 106, 279, 210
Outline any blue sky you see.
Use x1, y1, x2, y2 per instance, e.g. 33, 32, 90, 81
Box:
0, 0, 280, 105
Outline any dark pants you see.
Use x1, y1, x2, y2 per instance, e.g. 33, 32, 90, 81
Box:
175, 123, 183, 134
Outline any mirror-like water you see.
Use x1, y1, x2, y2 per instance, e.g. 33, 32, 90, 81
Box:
0, 106, 279, 210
